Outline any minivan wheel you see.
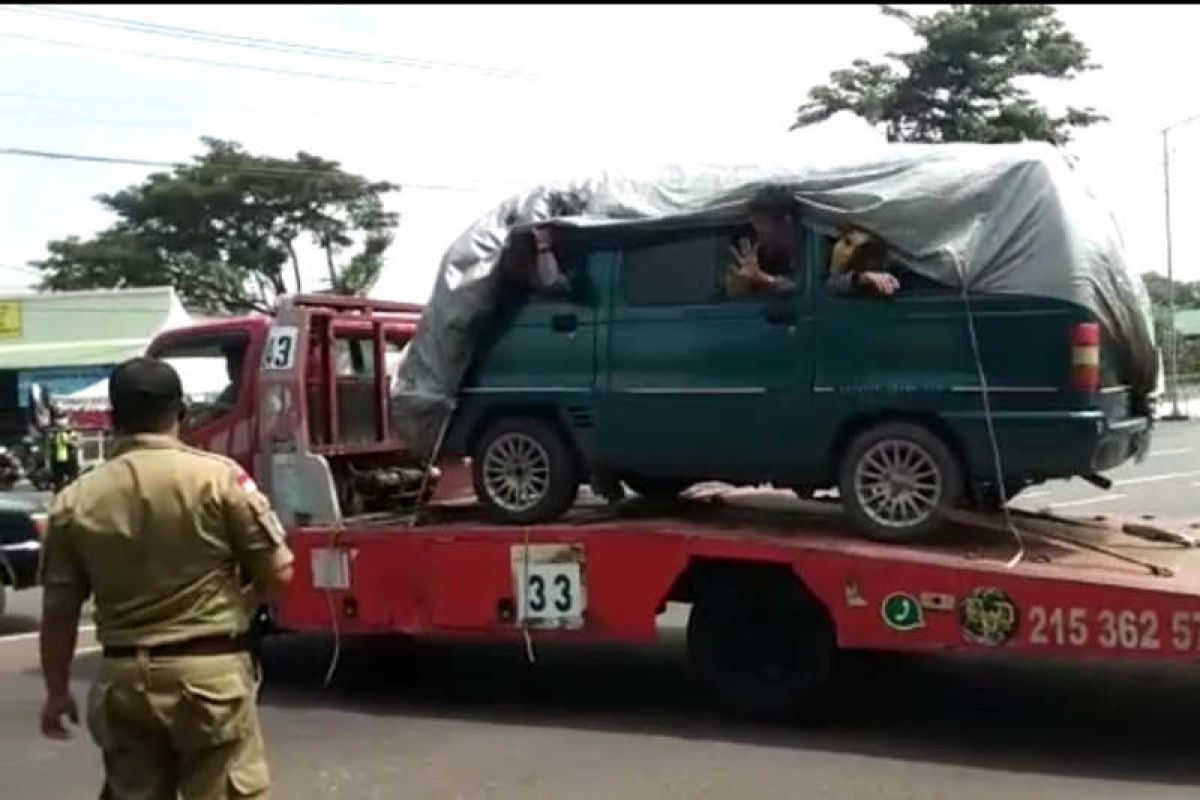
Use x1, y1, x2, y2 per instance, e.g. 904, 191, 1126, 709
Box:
473, 417, 579, 524
839, 422, 963, 543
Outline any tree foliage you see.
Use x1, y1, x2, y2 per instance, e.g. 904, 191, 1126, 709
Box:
1142, 272, 1200, 377
32, 137, 399, 313
793, 4, 1107, 145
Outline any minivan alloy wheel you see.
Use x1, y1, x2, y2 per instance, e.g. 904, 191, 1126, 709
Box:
482, 432, 552, 512
853, 439, 943, 528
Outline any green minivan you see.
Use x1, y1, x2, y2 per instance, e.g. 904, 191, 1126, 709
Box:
444, 217, 1152, 542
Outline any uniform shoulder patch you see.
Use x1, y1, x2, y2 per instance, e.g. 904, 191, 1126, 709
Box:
234, 468, 261, 497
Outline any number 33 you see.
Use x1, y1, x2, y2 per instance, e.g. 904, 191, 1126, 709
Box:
527, 574, 573, 613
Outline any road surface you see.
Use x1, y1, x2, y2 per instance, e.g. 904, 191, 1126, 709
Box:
1, 422, 1198, 798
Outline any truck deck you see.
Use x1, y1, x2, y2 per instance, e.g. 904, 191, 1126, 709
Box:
277, 487, 1200, 665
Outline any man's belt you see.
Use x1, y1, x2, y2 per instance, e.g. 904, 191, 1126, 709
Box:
102, 633, 250, 659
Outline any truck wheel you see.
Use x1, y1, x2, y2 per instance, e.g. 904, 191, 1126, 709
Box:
473, 417, 579, 524
624, 477, 693, 500
687, 572, 836, 720
839, 422, 963, 543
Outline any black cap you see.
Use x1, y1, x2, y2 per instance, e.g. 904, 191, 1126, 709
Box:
108, 357, 184, 409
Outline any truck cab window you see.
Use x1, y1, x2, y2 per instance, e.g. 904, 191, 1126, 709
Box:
153, 334, 250, 431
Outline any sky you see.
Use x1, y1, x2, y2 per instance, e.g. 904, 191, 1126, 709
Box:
3, 3, 1200, 305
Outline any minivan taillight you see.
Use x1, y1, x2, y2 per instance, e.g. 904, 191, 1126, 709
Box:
1071, 322, 1101, 393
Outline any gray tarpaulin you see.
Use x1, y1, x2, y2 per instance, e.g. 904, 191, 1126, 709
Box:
392, 141, 1158, 458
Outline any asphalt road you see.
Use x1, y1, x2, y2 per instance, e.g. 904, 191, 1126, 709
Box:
1, 422, 1199, 798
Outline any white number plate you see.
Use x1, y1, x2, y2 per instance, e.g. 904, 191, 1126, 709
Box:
311, 547, 351, 590
511, 544, 587, 628
262, 326, 299, 370
1027, 605, 1200, 653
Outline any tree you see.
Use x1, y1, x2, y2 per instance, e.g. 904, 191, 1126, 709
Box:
793, 4, 1107, 145
31, 137, 400, 314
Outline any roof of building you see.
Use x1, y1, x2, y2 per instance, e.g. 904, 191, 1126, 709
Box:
0, 286, 193, 369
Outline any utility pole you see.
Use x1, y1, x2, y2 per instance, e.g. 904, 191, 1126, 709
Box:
1162, 122, 1191, 420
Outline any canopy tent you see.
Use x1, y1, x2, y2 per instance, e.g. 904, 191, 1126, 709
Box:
0, 286, 201, 409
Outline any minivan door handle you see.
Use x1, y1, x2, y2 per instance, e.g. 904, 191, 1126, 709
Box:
764, 306, 797, 326
551, 313, 578, 333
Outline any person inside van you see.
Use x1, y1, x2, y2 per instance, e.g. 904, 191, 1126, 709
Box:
725, 186, 801, 298
826, 224, 900, 297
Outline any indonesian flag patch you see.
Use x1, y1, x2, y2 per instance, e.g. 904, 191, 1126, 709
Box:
235, 470, 260, 496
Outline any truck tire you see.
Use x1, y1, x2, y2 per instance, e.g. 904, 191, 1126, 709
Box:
473, 416, 579, 524
839, 422, 963, 543
624, 477, 693, 500
687, 571, 836, 720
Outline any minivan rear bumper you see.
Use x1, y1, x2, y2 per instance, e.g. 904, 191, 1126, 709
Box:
945, 410, 1151, 481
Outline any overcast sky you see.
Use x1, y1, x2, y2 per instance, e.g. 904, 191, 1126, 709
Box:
3, 3, 1200, 303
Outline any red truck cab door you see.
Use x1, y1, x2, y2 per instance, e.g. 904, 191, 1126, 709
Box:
145, 320, 268, 474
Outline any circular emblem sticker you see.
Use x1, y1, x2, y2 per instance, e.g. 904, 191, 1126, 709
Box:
959, 587, 1018, 646
881, 592, 925, 631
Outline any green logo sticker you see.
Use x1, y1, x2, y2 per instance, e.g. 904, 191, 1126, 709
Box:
959, 587, 1018, 647
882, 592, 925, 631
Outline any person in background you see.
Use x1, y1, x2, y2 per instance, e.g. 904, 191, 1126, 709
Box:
48, 406, 79, 492
38, 356, 294, 799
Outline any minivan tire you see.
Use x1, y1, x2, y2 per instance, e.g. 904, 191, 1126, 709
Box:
839, 422, 963, 543
473, 416, 579, 524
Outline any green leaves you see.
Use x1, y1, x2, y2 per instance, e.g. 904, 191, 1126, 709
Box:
794, 4, 1106, 145
30, 137, 400, 314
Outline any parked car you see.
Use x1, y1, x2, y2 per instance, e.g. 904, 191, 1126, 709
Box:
443, 218, 1152, 542
0, 494, 47, 617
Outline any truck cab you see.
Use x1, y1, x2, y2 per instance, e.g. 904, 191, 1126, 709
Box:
145, 294, 471, 520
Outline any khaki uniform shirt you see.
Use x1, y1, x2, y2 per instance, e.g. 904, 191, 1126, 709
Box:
40, 434, 294, 648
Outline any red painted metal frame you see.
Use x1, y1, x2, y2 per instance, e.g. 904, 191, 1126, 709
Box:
276, 494, 1200, 664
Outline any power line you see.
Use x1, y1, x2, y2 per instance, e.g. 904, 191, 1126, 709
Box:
0, 32, 467, 93
0, 145, 518, 192
0, 89, 348, 121
5, 4, 551, 83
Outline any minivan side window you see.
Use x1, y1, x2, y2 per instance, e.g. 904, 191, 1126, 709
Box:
621, 232, 725, 306
621, 226, 806, 307
817, 231, 955, 297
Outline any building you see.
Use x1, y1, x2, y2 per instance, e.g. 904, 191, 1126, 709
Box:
1173, 308, 1200, 341
0, 286, 195, 466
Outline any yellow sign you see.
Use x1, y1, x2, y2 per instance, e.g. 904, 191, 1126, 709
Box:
0, 302, 21, 339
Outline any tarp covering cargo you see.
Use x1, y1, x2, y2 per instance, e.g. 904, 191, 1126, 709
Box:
392, 140, 1158, 458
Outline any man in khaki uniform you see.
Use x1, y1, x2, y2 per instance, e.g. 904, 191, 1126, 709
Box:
38, 357, 295, 799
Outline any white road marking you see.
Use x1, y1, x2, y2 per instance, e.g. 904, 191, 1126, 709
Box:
1151, 447, 1194, 457
1021, 490, 1051, 500
1048, 494, 1129, 509
0, 625, 96, 645
1113, 470, 1200, 487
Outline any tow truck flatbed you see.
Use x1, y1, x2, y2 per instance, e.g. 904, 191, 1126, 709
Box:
276, 487, 1200, 672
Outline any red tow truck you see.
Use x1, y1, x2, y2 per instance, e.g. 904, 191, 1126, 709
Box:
144, 294, 1200, 717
